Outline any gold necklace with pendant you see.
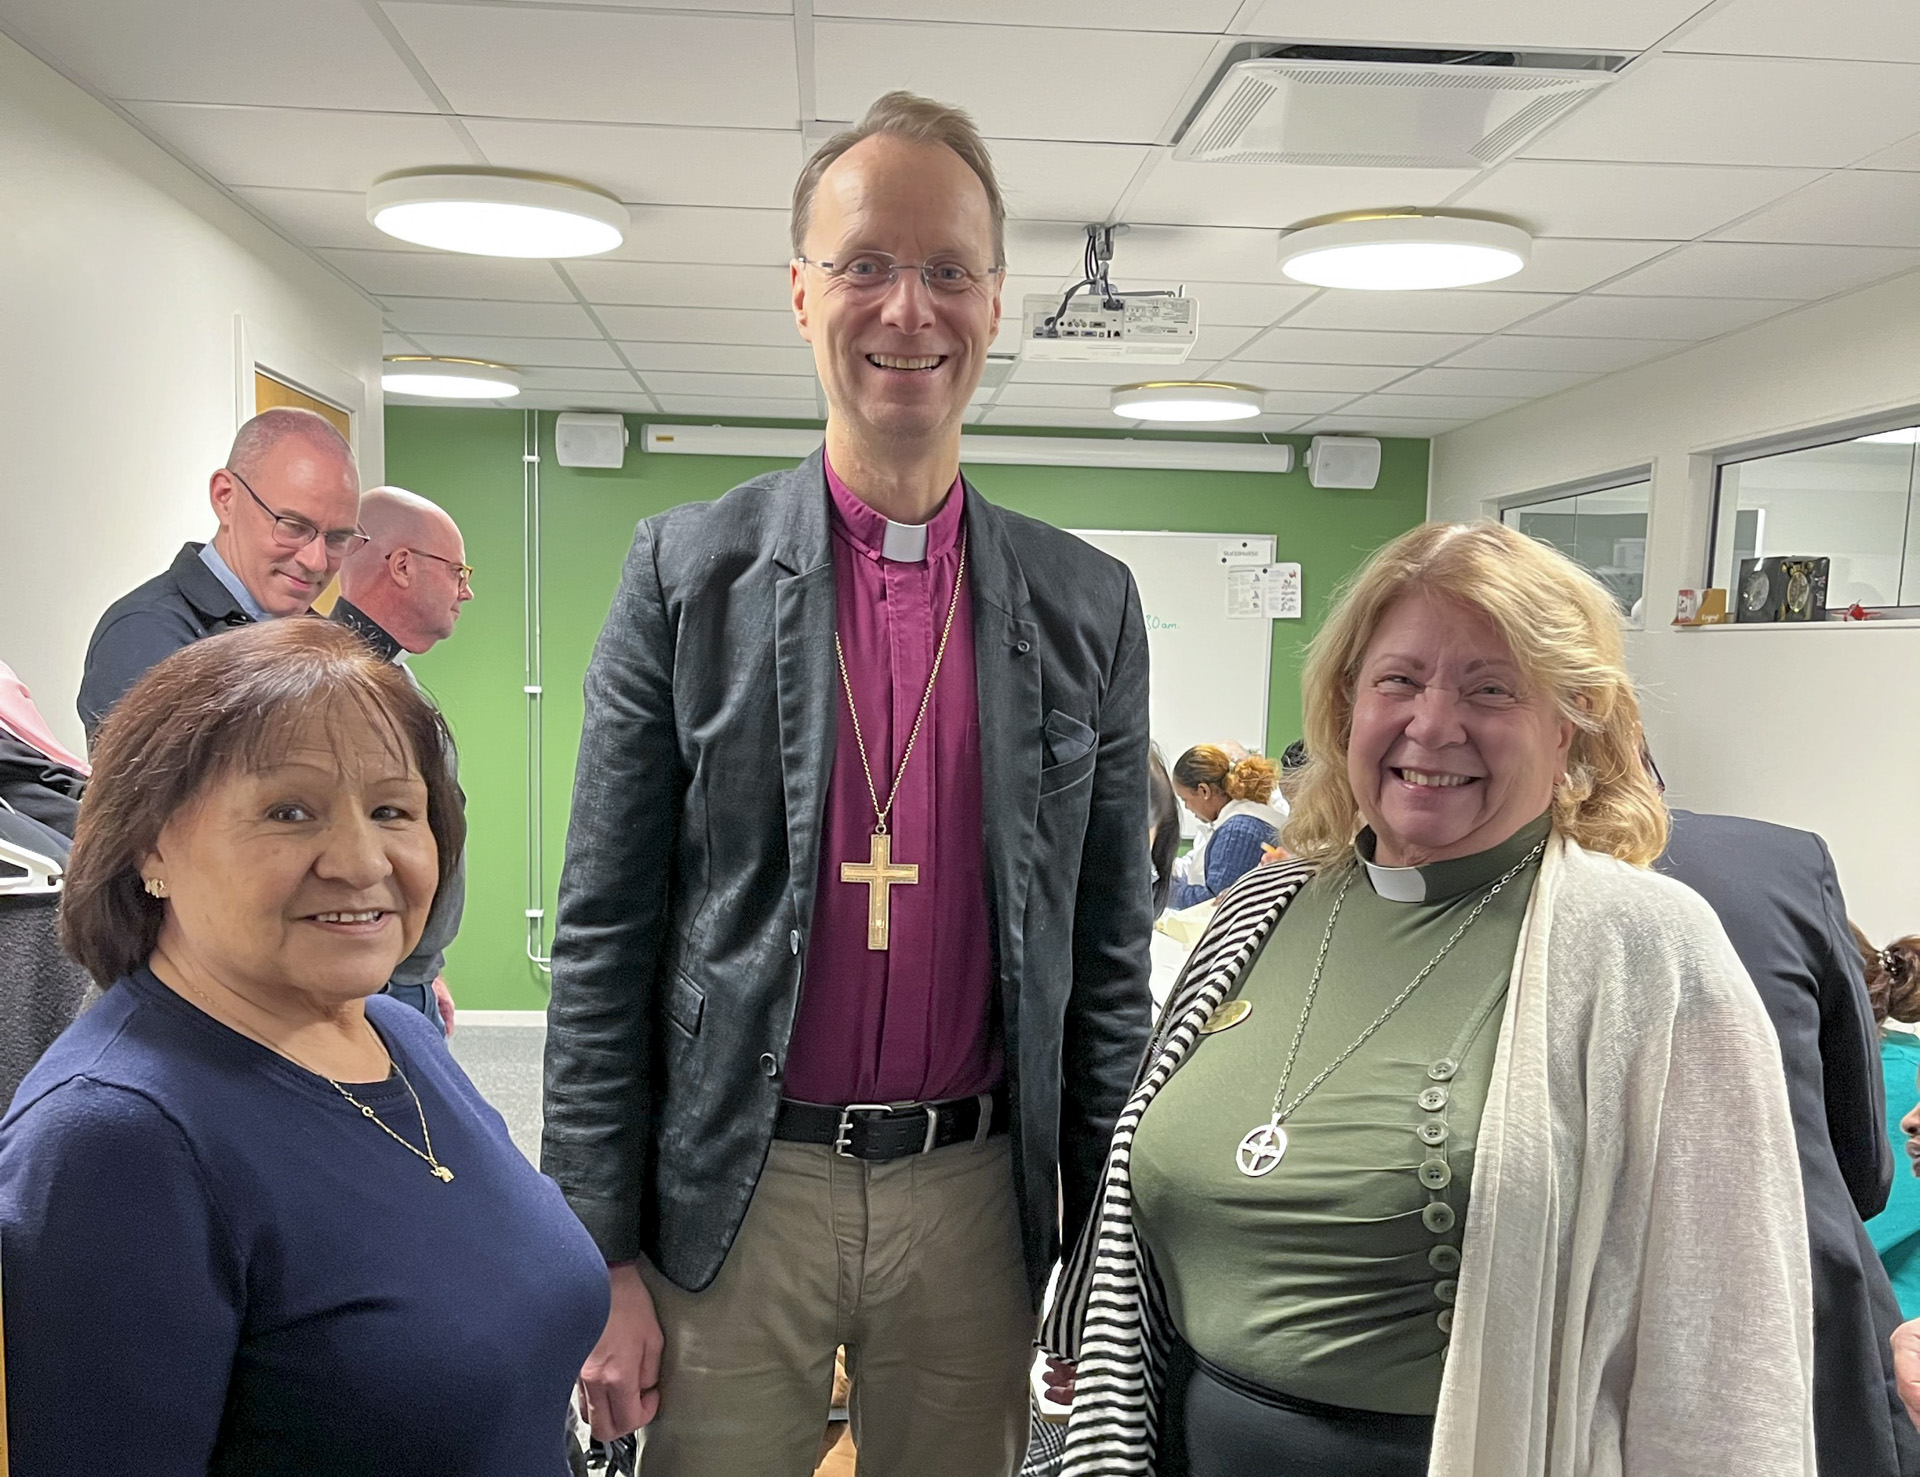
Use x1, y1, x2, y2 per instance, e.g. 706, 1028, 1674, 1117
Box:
174, 976, 456, 1184
1235, 839, 1544, 1179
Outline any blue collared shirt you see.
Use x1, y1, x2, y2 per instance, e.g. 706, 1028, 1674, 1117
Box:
198, 541, 268, 623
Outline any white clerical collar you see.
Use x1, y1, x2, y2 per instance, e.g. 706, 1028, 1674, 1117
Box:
882, 519, 929, 562
1363, 856, 1429, 903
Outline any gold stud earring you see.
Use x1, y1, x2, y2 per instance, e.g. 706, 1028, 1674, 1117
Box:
144, 877, 168, 898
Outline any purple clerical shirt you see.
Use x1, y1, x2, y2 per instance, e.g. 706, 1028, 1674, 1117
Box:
783, 456, 1001, 1106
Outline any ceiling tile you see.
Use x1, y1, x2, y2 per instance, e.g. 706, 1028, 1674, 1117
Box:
990, 139, 1153, 224
0, 0, 437, 109
382, 332, 422, 356
381, 298, 602, 337
1713, 171, 1920, 247
1510, 294, 1785, 339
814, 21, 1219, 144
1124, 160, 1479, 231
978, 406, 1144, 428
1190, 325, 1258, 360
1493, 237, 1677, 293
1451, 160, 1821, 240
1300, 414, 1461, 436
1440, 335, 1678, 372
233, 187, 423, 252
514, 390, 658, 413
1383, 365, 1596, 398
1278, 290, 1560, 335
606, 206, 794, 266
1235, 327, 1478, 366
565, 260, 793, 312
1592, 241, 1920, 300
596, 305, 802, 346
321, 250, 577, 302
617, 341, 819, 375
506, 0, 792, 10
1209, 361, 1406, 393
1520, 55, 1920, 169
1671, 0, 1920, 63
993, 383, 1119, 409
517, 367, 646, 393
383, 4, 798, 128
1227, 0, 1713, 51
408, 334, 624, 368
122, 103, 470, 193
1862, 134, 1920, 172
640, 372, 818, 399
1181, 281, 1319, 327
1253, 390, 1356, 414
463, 119, 799, 210
1007, 359, 1167, 385
817, 0, 1241, 29
1343, 392, 1526, 420
653, 396, 824, 419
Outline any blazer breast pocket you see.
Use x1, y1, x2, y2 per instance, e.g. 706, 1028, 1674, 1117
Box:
1038, 709, 1097, 799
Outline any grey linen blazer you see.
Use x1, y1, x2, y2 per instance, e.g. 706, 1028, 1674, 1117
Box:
1660, 810, 1919, 1477
540, 449, 1154, 1301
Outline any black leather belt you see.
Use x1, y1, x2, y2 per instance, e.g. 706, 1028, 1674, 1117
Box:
774, 1087, 1009, 1163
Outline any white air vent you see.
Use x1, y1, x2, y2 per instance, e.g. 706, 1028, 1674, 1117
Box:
1176, 54, 1618, 170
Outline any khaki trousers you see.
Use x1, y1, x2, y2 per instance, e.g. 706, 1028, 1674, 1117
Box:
637, 1135, 1036, 1477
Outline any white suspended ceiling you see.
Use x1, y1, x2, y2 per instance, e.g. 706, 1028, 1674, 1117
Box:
3, 0, 1918, 436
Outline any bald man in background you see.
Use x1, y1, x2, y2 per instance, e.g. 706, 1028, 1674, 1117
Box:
79, 406, 361, 741
332, 486, 475, 1032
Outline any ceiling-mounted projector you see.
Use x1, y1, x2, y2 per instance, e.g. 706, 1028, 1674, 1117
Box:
1020, 224, 1198, 364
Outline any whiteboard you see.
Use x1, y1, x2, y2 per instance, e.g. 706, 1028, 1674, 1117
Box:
1070, 530, 1274, 801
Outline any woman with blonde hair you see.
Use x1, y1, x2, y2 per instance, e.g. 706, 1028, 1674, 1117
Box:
1166, 745, 1286, 908
1043, 520, 1812, 1476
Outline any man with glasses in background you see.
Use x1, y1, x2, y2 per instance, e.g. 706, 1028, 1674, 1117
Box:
546, 91, 1152, 1475
78, 406, 362, 743
330, 485, 476, 1033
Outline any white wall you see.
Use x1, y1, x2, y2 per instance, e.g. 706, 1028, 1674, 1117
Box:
0, 34, 383, 753
1430, 270, 1920, 941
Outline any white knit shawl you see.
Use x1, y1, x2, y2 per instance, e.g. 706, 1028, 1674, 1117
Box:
1045, 835, 1815, 1477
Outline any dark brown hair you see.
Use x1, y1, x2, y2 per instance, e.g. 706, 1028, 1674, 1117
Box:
1148, 746, 1179, 915
1172, 744, 1279, 806
61, 620, 464, 985
1854, 922, 1920, 1026
791, 91, 1006, 263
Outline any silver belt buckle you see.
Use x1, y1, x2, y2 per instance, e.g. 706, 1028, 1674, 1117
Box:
833, 1103, 892, 1158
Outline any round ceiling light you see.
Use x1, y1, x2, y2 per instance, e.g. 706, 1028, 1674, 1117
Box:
382, 357, 521, 400
1279, 214, 1531, 291
1111, 382, 1264, 422
367, 170, 628, 258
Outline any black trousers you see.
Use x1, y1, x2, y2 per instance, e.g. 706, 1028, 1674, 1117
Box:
1160, 1335, 1435, 1477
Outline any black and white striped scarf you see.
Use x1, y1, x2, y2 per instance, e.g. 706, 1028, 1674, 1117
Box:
1040, 858, 1314, 1477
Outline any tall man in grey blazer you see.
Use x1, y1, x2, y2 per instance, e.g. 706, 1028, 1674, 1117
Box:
542, 91, 1153, 1476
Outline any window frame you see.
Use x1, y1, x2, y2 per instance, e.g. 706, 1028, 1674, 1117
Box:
1707, 410, 1920, 619
1495, 466, 1655, 628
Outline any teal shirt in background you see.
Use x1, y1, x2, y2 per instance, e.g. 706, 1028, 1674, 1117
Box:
1867, 1031, 1920, 1318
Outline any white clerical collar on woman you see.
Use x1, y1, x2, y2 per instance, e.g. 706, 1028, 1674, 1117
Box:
1359, 842, 1429, 902
881, 519, 929, 562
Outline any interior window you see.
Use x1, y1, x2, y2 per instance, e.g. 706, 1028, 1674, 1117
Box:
1500, 478, 1652, 620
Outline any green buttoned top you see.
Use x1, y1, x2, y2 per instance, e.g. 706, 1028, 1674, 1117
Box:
1131, 815, 1550, 1414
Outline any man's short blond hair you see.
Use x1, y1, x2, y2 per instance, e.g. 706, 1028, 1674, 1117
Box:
791, 90, 1007, 264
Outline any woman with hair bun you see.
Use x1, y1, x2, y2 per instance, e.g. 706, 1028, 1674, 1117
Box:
1167, 745, 1287, 908
1862, 927, 1920, 1323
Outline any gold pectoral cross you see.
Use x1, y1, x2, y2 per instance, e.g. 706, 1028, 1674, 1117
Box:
841, 830, 919, 951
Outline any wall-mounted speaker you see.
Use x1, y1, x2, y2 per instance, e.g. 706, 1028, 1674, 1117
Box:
555, 412, 629, 469
1305, 435, 1382, 490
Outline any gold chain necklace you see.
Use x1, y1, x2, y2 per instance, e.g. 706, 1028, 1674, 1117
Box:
833, 532, 968, 951
1235, 838, 1545, 1178
174, 977, 455, 1184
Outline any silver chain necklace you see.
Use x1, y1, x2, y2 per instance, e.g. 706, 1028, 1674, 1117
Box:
1235, 838, 1546, 1178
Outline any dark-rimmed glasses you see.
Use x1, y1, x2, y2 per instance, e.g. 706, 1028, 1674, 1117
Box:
228, 469, 368, 558
795, 253, 1005, 296
392, 547, 474, 590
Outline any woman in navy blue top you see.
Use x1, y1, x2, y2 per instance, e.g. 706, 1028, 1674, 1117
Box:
1166, 744, 1289, 908
0, 621, 609, 1476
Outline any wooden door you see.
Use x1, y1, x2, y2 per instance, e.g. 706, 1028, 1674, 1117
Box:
253, 372, 352, 614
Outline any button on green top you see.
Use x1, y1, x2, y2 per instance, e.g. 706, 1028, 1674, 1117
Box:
1427, 1244, 1461, 1274
1427, 1058, 1458, 1081
1419, 1158, 1453, 1190
1422, 1201, 1457, 1234
1418, 1085, 1449, 1111
1418, 1119, 1449, 1146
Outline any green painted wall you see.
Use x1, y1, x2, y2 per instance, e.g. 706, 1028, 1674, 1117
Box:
386, 407, 1428, 1008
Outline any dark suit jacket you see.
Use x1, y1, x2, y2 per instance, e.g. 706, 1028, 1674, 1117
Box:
1660, 810, 1919, 1476
541, 451, 1154, 1301
78, 543, 253, 742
